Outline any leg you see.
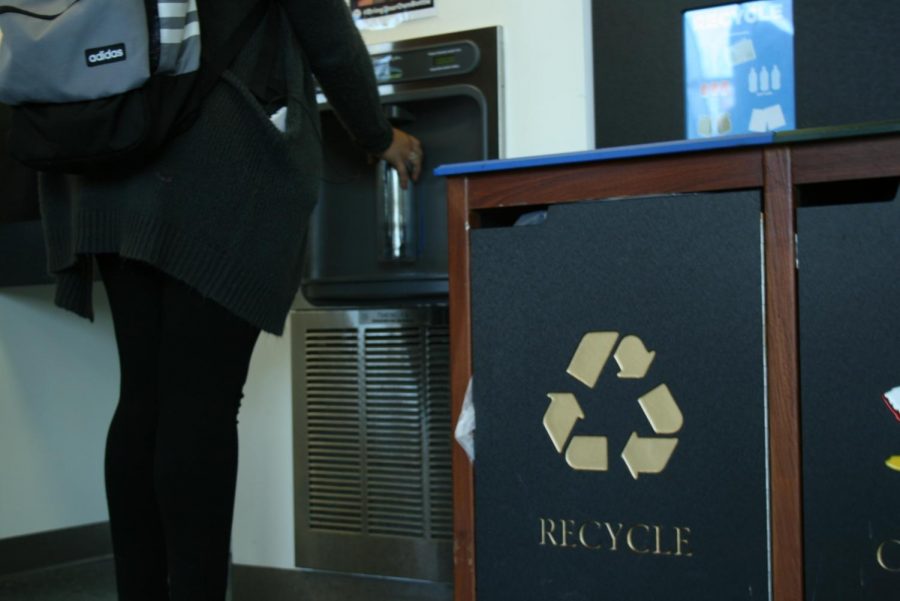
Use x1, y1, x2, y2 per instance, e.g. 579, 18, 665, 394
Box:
97, 255, 170, 601
153, 272, 260, 601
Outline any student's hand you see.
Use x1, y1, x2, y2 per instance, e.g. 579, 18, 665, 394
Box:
379, 128, 423, 189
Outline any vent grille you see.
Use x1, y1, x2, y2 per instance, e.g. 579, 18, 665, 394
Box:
365, 327, 426, 537
300, 318, 452, 541
426, 325, 452, 540
305, 329, 363, 534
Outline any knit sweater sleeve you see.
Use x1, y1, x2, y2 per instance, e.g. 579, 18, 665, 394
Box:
277, 0, 393, 155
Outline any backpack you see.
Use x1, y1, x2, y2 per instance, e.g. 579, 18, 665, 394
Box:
0, 0, 270, 174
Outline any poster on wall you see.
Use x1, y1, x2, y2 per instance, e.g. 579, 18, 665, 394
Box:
684, 0, 795, 139
350, 0, 437, 30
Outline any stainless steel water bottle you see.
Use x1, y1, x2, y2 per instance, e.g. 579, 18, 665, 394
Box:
375, 159, 417, 263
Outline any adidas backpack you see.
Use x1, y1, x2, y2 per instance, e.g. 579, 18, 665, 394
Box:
0, 0, 269, 174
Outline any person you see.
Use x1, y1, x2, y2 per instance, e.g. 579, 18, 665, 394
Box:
35, 1, 423, 599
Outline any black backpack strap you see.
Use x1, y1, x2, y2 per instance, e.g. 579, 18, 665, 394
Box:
194, 0, 272, 100
248, 5, 286, 113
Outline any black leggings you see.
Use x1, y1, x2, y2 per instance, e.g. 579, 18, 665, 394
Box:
97, 255, 260, 601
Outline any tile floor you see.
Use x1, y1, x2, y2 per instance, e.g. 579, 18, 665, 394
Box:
0, 559, 116, 601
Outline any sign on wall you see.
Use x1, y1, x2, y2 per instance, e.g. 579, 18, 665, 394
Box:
350, 0, 437, 30
684, 0, 795, 138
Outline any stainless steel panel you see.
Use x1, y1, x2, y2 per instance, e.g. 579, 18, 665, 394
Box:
292, 306, 452, 582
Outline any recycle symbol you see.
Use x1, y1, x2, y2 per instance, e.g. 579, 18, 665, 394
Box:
543, 332, 683, 479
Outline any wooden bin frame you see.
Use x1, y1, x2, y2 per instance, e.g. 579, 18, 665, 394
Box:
445, 132, 900, 601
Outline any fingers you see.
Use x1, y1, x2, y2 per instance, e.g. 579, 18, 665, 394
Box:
396, 129, 423, 185
407, 140, 423, 182
405, 151, 421, 183
380, 128, 424, 189
395, 130, 422, 185
394, 157, 410, 189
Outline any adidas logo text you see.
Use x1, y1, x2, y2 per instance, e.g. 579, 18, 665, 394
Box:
85, 44, 127, 67
88, 49, 124, 63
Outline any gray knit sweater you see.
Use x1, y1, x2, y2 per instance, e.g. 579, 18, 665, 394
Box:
38, 0, 392, 335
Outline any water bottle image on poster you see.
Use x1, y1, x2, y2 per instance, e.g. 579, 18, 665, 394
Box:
350, 0, 437, 30
684, 0, 795, 139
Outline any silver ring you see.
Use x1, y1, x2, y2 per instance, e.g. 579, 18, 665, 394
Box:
408, 152, 419, 162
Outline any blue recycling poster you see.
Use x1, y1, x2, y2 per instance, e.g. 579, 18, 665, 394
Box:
684, 0, 795, 139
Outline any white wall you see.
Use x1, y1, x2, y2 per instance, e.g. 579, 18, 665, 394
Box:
231, 0, 595, 568
0, 283, 295, 561
362, 0, 595, 157
232, 329, 296, 568
0, 284, 117, 539
0, 280, 295, 562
